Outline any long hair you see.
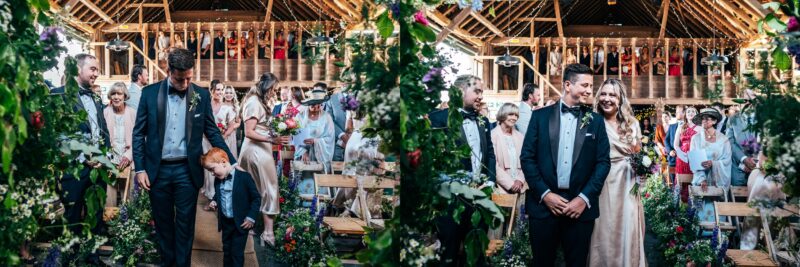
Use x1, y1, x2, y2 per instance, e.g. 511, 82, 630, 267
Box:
223, 85, 240, 114
242, 72, 278, 118
593, 79, 638, 143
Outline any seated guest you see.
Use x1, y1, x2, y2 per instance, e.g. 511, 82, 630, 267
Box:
294, 88, 335, 173
690, 108, 732, 232
202, 147, 260, 267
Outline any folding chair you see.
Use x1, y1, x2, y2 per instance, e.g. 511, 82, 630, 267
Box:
485, 193, 518, 257
714, 202, 794, 267
690, 185, 735, 231
314, 174, 397, 235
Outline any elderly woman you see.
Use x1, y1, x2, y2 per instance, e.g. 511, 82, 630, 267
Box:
294, 88, 335, 172
689, 108, 732, 228
491, 103, 527, 195
103, 82, 137, 204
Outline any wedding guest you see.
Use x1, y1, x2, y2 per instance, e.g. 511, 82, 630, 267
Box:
257, 31, 269, 59
133, 48, 235, 266
104, 82, 137, 206
202, 147, 259, 267
653, 47, 666, 75
642, 117, 653, 137
668, 48, 682, 76
238, 73, 285, 245
728, 91, 757, 186
429, 75, 496, 265
579, 46, 591, 66
294, 88, 336, 172
711, 102, 728, 134
323, 83, 348, 161
157, 31, 170, 61
272, 86, 291, 117
202, 81, 240, 211
593, 46, 605, 74
337, 111, 386, 219
621, 47, 633, 76
288, 87, 307, 115
683, 50, 694, 76
492, 103, 527, 196
655, 112, 671, 178
675, 106, 699, 202
187, 32, 198, 58
549, 46, 562, 75
516, 83, 540, 135
128, 64, 149, 110
274, 31, 287, 60
690, 108, 732, 227
639, 46, 651, 74
214, 31, 226, 59
51, 54, 110, 240
228, 31, 239, 59
201, 31, 212, 59
589, 78, 646, 266
245, 31, 255, 59
665, 105, 684, 183
565, 47, 577, 65
741, 151, 786, 250
607, 46, 620, 75
172, 33, 185, 49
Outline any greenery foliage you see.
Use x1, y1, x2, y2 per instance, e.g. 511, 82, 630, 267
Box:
107, 185, 160, 266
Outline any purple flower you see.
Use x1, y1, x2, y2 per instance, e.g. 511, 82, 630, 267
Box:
789, 17, 800, 32
717, 240, 729, 262
503, 240, 513, 256
741, 136, 760, 156
711, 225, 719, 249
390, 3, 400, 18
120, 205, 128, 222
315, 207, 325, 228
42, 245, 60, 267
310, 195, 318, 215
340, 95, 360, 111
422, 67, 442, 83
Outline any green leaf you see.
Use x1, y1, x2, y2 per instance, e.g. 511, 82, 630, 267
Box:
409, 23, 436, 43
762, 2, 781, 11
470, 211, 481, 226
334, 61, 346, 68
464, 229, 489, 267
90, 168, 98, 183
489, 6, 496, 17
452, 203, 465, 222
765, 13, 787, 33
772, 48, 792, 71
377, 11, 394, 39
421, 45, 436, 58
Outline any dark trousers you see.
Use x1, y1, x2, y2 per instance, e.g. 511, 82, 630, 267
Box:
58, 166, 106, 234
220, 217, 247, 267
150, 161, 198, 267
436, 205, 487, 267
530, 215, 595, 267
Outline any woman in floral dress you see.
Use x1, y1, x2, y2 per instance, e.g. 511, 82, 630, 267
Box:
674, 106, 699, 202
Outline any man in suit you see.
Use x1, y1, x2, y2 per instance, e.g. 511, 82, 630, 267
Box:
429, 74, 496, 266
727, 91, 758, 186
520, 63, 611, 266
665, 105, 684, 184
133, 48, 235, 267
323, 83, 348, 161
201, 147, 260, 267
272, 86, 291, 117
214, 31, 226, 59
607, 46, 619, 75
516, 83, 540, 136
51, 54, 111, 239
127, 64, 149, 111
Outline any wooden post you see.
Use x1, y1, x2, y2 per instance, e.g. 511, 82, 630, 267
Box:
631, 38, 637, 97
618, 38, 622, 80
196, 22, 201, 79
679, 39, 686, 98
603, 38, 607, 81
648, 38, 654, 99
254, 23, 259, 81
297, 24, 303, 81
210, 22, 215, 81
546, 40, 551, 82
589, 38, 595, 70
270, 22, 275, 74
237, 22, 242, 82
561, 37, 566, 77
665, 38, 670, 100
324, 25, 331, 82
534, 39, 540, 85
224, 23, 228, 81
721, 42, 727, 98
693, 41, 698, 98
128, 48, 134, 75
707, 40, 713, 98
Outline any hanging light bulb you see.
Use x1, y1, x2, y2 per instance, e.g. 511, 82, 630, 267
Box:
105, 13, 129, 52
306, 0, 334, 47
608, 0, 617, 5
495, 0, 519, 67
700, 0, 726, 66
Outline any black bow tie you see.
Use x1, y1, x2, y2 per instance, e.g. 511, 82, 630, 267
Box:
79, 88, 94, 97
169, 86, 187, 98
461, 110, 479, 121
561, 104, 582, 117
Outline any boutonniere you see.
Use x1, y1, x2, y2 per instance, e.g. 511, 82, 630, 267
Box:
580, 111, 592, 129
476, 115, 487, 129
189, 93, 200, 112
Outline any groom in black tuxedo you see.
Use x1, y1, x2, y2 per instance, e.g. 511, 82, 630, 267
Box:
132, 48, 235, 267
429, 74, 496, 266
520, 63, 610, 266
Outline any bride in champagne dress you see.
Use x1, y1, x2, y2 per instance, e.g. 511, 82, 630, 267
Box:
589, 79, 646, 267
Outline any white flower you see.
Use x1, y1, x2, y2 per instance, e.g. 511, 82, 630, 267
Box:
409, 239, 419, 248
277, 122, 287, 131
642, 156, 652, 168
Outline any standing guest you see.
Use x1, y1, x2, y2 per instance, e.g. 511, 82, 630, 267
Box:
133, 48, 235, 267
621, 47, 633, 76
740, 151, 785, 249
639, 46, 651, 75
51, 54, 111, 249
272, 86, 291, 117
579, 46, 591, 66
593, 46, 605, 74
668, 48, 682, 76
157, 31, 170, 61
549, 46, 562, 76
295, 88, 336, 172
429, 74, 496, 266
683, 50, 694, 76
214, 31, 226, 59
727, 91, 757, 186
520, 64, 610, 266
642, 117, 653, 137
690, 108, 732, 225
128, 64, 149, 110
492, 103, 527, 197
589, 78, 646, 266
565, 47, 577, 65
257, 31, 269, 59
665, 106, 684, 183
187, 32, 198, 58
711, 102, 728, 134
323, 83, 348, 161
655, 112, 671, 177
222, 85, 241, 155
516, 83, 540, 135
202, 147, 259, 267
201, 31, 212, 59
202, 81, 240, 211
227, 31, 239, 59
238, 73, 285, 246
104, 82, 137, 206
274, 31, 287, 60
674, 106, 699, 202
172, 33, 185, 49
653, 47, 666, 75
245, 31, 255, 59
607, 46, 620, 75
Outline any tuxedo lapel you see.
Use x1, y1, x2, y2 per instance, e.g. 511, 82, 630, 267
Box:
478, 118, 487, 157
185, 84, 195, 144
548, 105, 560, 167
572, 110, 589, 166
157, 80, 167, 145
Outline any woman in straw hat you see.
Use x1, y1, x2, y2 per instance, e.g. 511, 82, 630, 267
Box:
293, 88, 335, 173
689, 107, 732, 230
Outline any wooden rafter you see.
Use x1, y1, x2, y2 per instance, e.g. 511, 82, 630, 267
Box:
163, 0, 171, 23
63, 0, 80, 12
264, 0, 274, 22
684, 0, 741, 39
552, 0, 563, 37
469, 11, 505, 38
78, 0, 114, 24
658, 0, 670, 39
429, 9, 481, 47
485, 0, 536, 38
48, 0, 94, 33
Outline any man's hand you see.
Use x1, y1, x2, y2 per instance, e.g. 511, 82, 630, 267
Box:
562, 197, 587, 219
743, 157, 757, 170
511, 180, 525, 193
700, 181, 708, 192
241, 220, 254, 230
701, 160, 713, 169
542, 193, 568, 216
669, 150, 676, 157
341, 133, 351, 147
118, 157, 131, 169
136, 172, 151, 191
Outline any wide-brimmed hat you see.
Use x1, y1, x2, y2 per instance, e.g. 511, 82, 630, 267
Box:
692, 108, 722, 125
302, 88, 330, 106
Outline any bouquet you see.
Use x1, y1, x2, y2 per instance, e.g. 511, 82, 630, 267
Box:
630, 145, 659, 195
270, 114, 301, 136
216, 122, 226, 133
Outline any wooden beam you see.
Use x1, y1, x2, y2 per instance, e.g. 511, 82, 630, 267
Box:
78, 0, 114, 24
64, 0, 80, 12
469, 10, 505, 38
264, 0, 274, 22
163, 0, 171, 24
431, 9, 475, 46
48, 0, 94, 33
517, 17, 558, 22
128, 3, 163, 8
659, 0, 670, 39
683, 0, 741, 39
553, 0, 564, 38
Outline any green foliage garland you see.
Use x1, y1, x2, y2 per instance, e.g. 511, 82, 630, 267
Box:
108, 185, 160, 266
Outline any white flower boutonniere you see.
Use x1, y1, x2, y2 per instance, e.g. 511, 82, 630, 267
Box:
476, 115, 487, 129
580, 111, 592, 129
189, 93, 200, 112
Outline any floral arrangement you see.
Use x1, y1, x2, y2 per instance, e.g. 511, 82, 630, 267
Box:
107, 184, 160, 266
399, 235, 440, 267
340, 94, 360, 111
0, 177, 62, 255
271, 113, 301, 136
49, 232, 109, 267
630, 144, 659, 195
740, 136, 761, 157
216, 122, 227, 133
345, 138, 387, 176
489, 216, 533, 267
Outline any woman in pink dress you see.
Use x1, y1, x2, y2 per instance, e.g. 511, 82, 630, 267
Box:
674, 106, 699, 202
273, 31, 287, 60
668, 48, 682, 76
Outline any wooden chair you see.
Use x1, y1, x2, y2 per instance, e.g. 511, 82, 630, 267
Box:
314, 174, 398, 235
689, 185, 734, 231
331, 161, 345, 174
485, 193, 518, 257
715, 202, 800, 266
731, 186, 749, 202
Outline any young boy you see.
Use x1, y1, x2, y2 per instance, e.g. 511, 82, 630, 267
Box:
201, 147, 261, 267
